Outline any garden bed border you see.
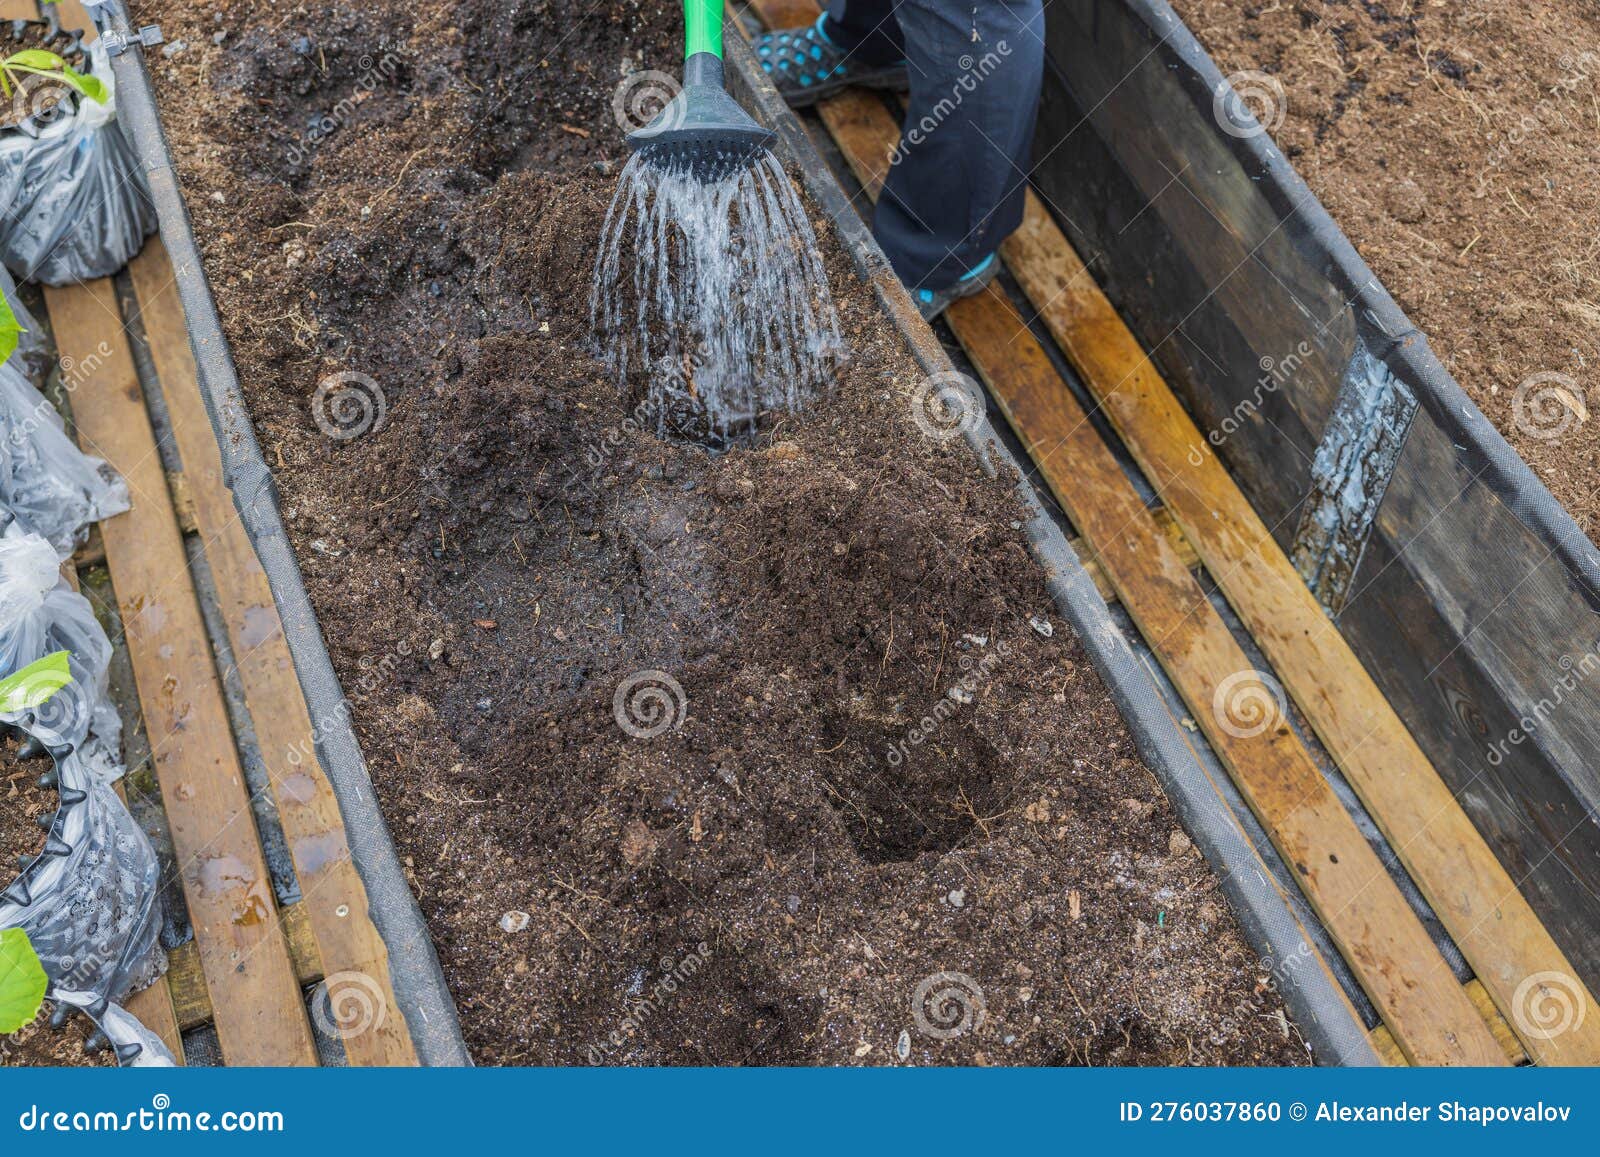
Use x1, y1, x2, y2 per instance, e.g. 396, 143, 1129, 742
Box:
87, 0, 471, 1067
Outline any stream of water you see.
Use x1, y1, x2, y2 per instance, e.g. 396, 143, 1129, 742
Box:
590, 151, 842, 447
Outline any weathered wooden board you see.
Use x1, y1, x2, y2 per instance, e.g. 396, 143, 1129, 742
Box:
129, 241, 417, 1065
1033, 0, 1600, 999
47, 279, 318, 1066
997, 195, 1600, 1064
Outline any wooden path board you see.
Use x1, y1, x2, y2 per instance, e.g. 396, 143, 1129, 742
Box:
997, 192, 1600, 1067
741, 0, 1506, 1066
46, 278, 318, 1066
128, 240, 416, 1065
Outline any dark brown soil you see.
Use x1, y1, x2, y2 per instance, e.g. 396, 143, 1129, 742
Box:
1173, 0, 1600, 540
135, 0, 1306, 1064
1, 749, 50, 880
1, 1007, 112, 1068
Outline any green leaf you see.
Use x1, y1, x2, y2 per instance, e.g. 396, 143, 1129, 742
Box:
0, 290, 23, 368
59, 65, 107, 106
3, 50, 67, 72
0, 928, 48, 1035
0, 652, 73, 713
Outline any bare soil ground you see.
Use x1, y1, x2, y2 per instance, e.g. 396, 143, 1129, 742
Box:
1173, 0, 1600, 539
133, 0, 1305, 1064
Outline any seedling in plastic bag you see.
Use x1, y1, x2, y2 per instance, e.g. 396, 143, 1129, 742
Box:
0, 48, 106, 112
0, 927, 48, 1034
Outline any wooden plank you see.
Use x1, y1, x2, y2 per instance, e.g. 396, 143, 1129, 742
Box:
0, 1, 36, 20
128, 241, 418, 1066
1372, 980, 1529, 1067
743, 0, 1503, 1064
998, 192, 1600, 1066
46, 278, 318, 1066
167, 901, 324, 1033
1069, 507, 1198, 605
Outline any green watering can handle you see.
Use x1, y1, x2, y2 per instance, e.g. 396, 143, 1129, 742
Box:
684, 0, 724, 61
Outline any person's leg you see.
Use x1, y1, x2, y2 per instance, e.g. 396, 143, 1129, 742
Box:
871, 0, 1045, 309
821, 0, 904, 65
755, 1, 907, 107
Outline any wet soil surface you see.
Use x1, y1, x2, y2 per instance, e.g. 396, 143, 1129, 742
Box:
137, 0, 1305, 1064
1, 1007, 111, 1068
1173, 0, 1600, 539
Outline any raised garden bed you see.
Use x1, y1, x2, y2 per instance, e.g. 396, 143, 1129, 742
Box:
126, 0, 1317, 1065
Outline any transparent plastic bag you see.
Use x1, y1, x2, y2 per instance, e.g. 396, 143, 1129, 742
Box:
51, 988, 177, 1067
0, 360, 130, 556
0, 525, 123, 781
0, 42, 156, 286
0, 748, 165, 1026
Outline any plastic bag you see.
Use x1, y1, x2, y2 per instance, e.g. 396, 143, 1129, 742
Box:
52, 988, 176, 1067
0, 357, 130, 556
0, 745, 165, 1036
0, 266, 47, 376
0, 525, 123, 782
0, 41, 156, 286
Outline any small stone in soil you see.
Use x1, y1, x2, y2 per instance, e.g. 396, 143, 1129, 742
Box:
948, 888, 966, 908
499, 910, 529, 933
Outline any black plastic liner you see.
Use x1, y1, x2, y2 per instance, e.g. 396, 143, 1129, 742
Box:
724, 34, 1377, 1066
88, 0, 470, 1067
1033, 0, 1600, 991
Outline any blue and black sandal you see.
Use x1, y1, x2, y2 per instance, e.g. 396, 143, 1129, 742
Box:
914, 254, 1000, 321
753, 15, 908, 108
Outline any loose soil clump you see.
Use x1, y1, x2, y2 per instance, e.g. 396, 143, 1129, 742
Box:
1174, 0, 1600, 539
137, 0, 1306, 1064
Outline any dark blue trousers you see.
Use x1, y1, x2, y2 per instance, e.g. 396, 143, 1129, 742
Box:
823, 0, 1045, 291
